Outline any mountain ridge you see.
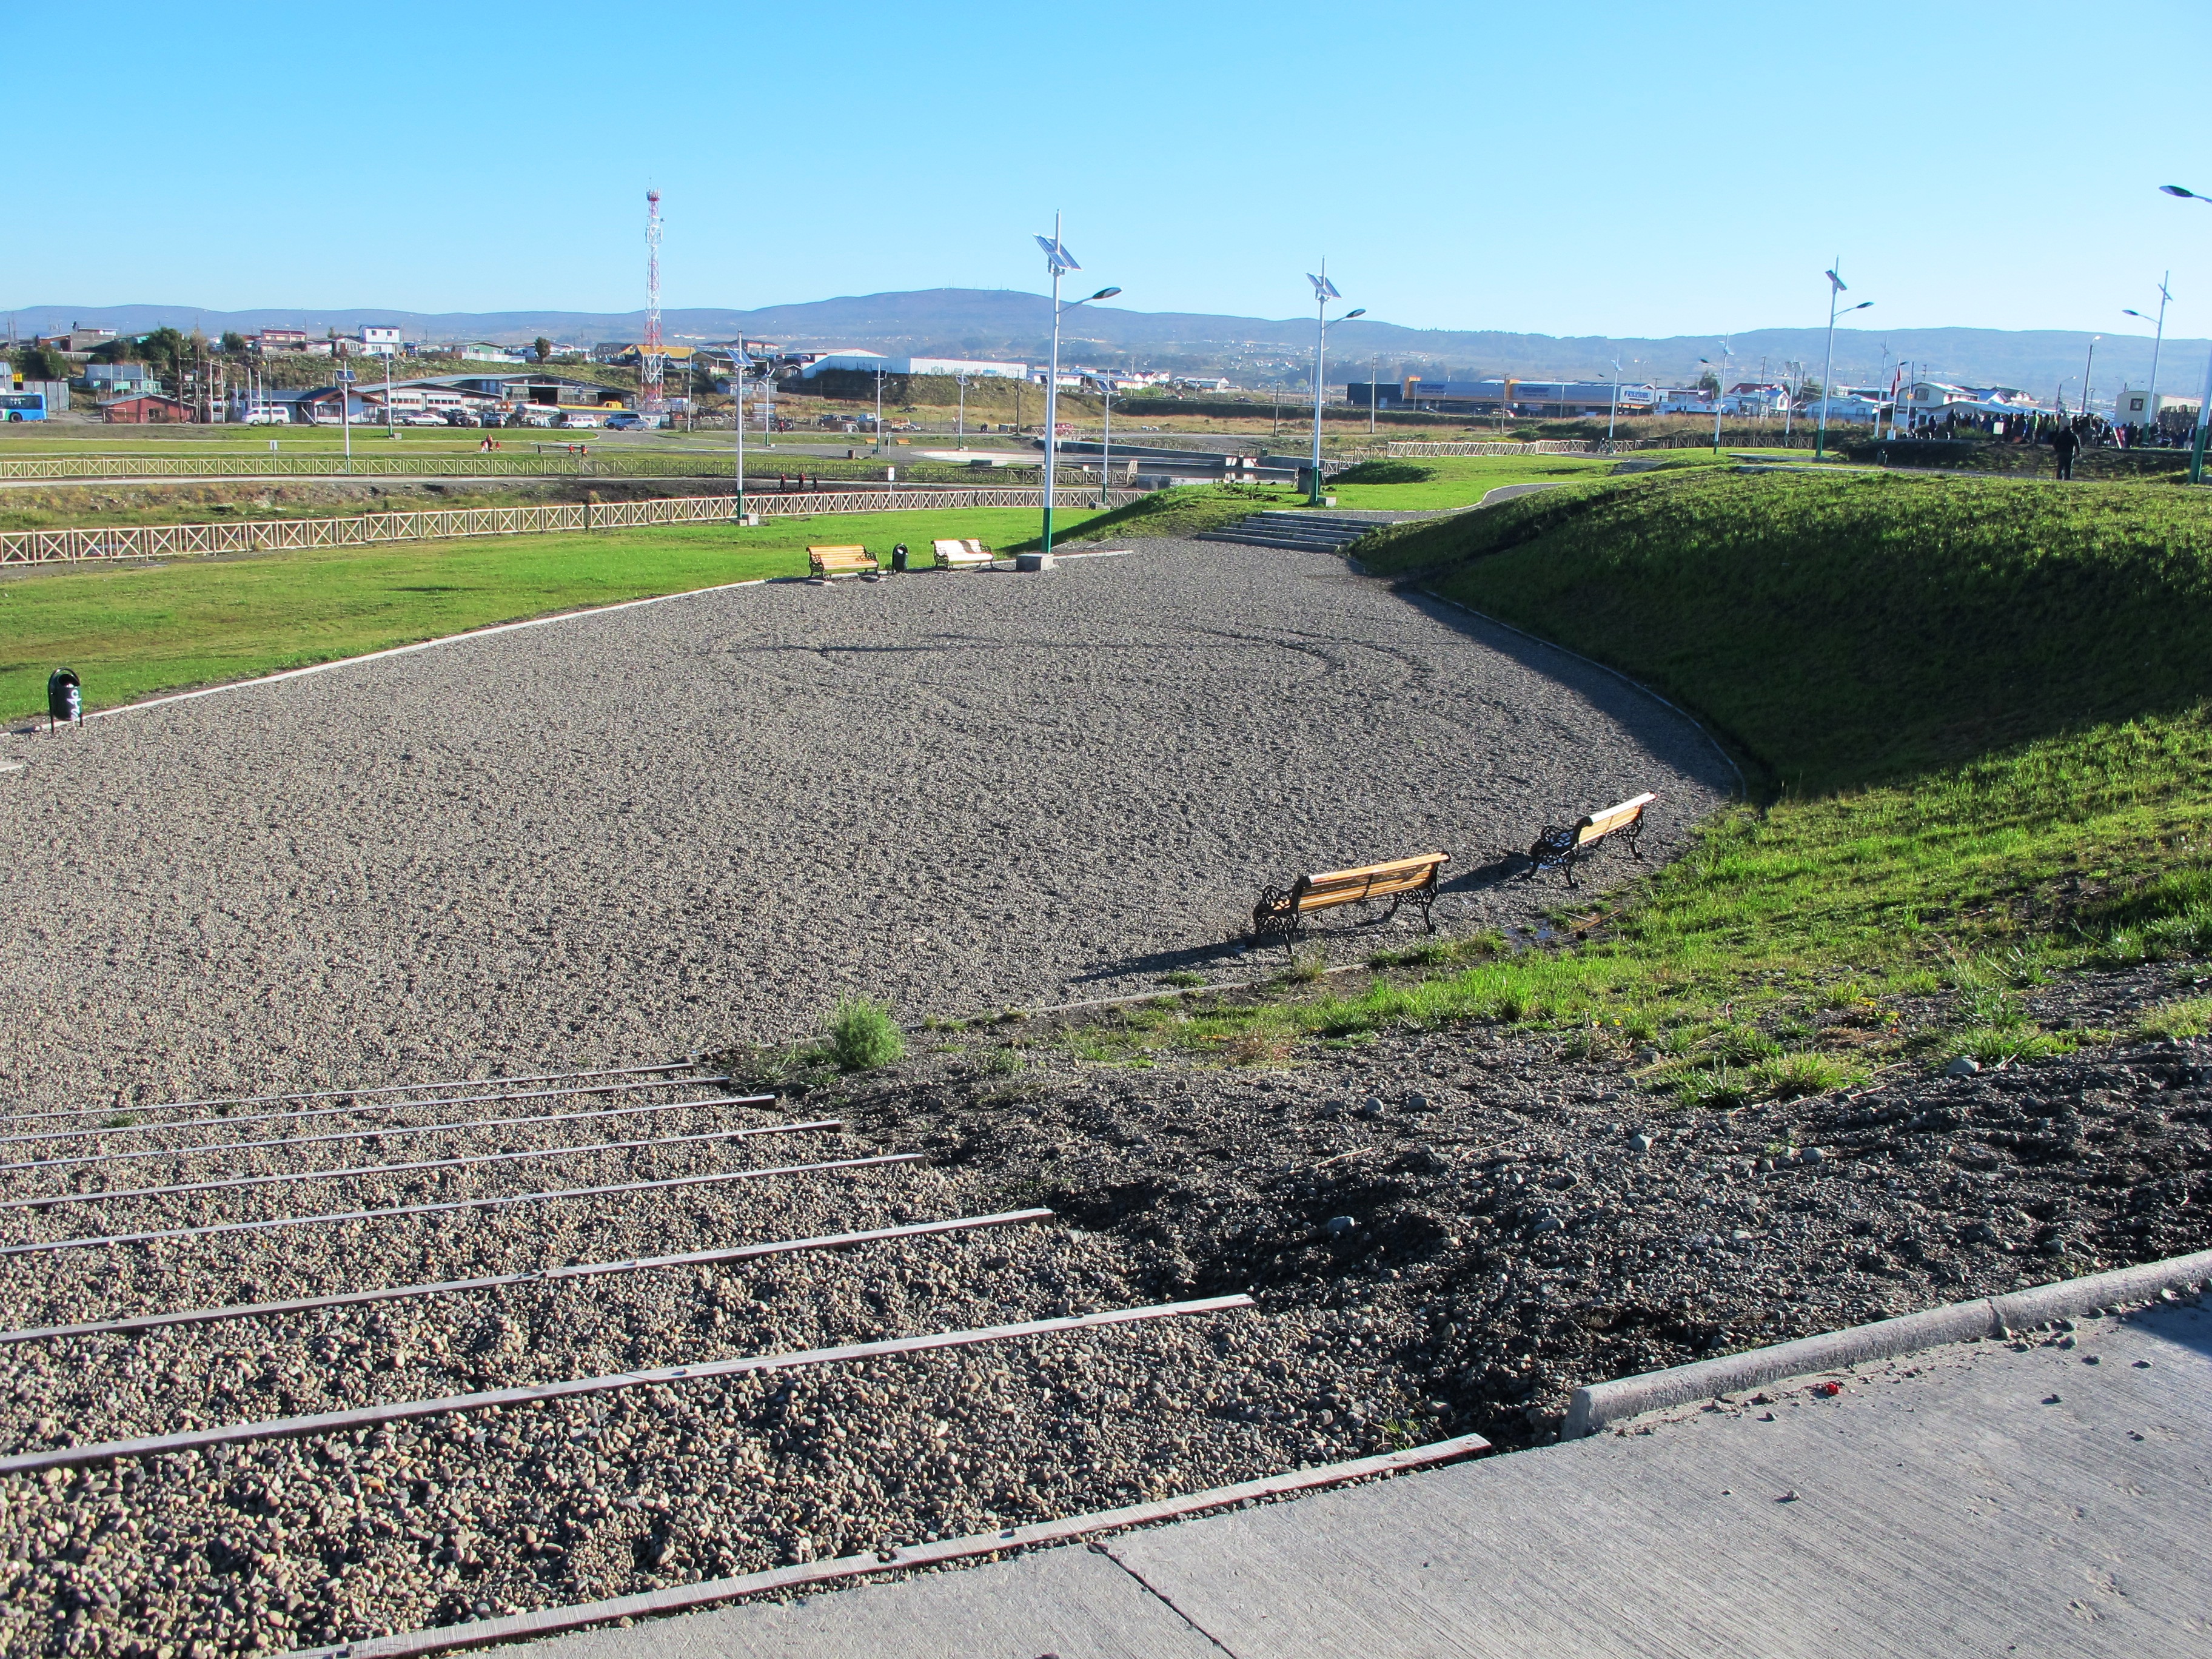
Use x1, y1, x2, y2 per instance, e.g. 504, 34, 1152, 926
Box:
4, 289, 2193, 397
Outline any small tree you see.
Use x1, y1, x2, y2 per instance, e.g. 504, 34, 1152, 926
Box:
534, 336, 552, 363
1694, 368, 1720, 395
139, 327, 189, 384
10, 344, 67, 381
220, 332, 249, 354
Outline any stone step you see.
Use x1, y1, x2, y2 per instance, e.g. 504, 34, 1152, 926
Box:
1195, 511, 1380, 552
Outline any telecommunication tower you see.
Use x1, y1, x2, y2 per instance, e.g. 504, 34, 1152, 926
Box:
641, 189, 666, 422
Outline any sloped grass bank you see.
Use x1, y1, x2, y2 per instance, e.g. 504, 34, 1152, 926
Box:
1080, 469, 2212, 1099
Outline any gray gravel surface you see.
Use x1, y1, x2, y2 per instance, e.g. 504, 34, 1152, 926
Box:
0, 965, 2203, 1653
0, 537, 1728, 1111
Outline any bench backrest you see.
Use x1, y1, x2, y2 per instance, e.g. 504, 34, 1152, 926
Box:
930, 540, 966, 557
964, 539, 990, 555
809, 545, 875, 572
1292, 852, 1448, 913
1574, 791, 1655, 846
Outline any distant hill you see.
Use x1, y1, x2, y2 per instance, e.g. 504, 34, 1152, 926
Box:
3, 290, 2193, 399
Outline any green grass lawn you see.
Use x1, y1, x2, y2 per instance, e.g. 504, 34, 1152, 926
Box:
1061, 468, 2212, 1098
0, 506, 1085, 720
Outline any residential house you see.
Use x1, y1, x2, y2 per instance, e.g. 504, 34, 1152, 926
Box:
358, 326, 403, 357
255, 329, 312, 352
82, 362, 160, 398
101, 394, 194, 423
1720, 382, 1789, 416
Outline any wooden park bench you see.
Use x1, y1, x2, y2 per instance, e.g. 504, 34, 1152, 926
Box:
1523, 791, 1654, 886
933, 537, 993, 569
1252, 852, 1449, 951
808, 545, 877, 579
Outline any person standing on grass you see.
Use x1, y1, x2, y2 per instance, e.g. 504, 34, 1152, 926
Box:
2052, 421, 2079, 480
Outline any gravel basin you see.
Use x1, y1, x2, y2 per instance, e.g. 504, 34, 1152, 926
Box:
0, 536, 1729, 1110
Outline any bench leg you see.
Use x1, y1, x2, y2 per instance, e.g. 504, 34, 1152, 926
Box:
1413, 883, 1438, 934
1562, 848, 1581, 889
1624, 818, 1647, 861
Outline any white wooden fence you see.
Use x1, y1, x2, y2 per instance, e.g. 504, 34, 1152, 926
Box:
0, 487, 1145, 566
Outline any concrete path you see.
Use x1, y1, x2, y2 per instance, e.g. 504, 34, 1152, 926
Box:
523, 1297, 2211, 1658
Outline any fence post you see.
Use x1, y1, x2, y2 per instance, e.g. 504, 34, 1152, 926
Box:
585, 491, 598, 532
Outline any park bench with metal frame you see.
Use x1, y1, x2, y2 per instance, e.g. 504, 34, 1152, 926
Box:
808, 545, 877, 579
1252, 852, 1449, 951
931, 538, 993, 569
1523, 791, 1654, 886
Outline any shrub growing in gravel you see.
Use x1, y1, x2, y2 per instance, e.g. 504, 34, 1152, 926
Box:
823, 997, 905, 1070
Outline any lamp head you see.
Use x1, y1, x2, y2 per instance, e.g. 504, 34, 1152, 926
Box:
1089, 286, 1121, 301
2161, 184, 2197, 198
1344, 307, 1367, 320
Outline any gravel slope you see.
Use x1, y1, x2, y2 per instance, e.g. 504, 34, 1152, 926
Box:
0, 538, 1728, 1110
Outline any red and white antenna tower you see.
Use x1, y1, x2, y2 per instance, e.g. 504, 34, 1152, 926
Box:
641, 188, 666, 423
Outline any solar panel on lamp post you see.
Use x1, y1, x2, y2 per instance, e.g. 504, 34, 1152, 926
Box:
1304, 264, 1364, 505
1032, 216, 1118, 558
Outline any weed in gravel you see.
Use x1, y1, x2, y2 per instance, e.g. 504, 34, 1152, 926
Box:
1677, 1066, 1753, 1108
823, 999, 905, 1071
1157, 970, 1207, 988
979, 1047, 1027, 1076
1948, 1024, 2074, 1066
1748, 1051, 1859, 1101
2136, 996, 2212, 1039
1221, 1030, 1296, 1067
1284, 950, 1328, 984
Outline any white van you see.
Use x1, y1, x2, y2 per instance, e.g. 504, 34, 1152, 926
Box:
554, 409, 602, 429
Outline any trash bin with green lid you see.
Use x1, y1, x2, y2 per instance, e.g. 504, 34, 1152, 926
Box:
45, 669, 81, 732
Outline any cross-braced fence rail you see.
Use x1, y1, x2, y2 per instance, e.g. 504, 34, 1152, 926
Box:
0, 487, 1148, 565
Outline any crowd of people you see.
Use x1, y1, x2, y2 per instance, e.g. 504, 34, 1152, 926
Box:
1894, 408, 2197, 452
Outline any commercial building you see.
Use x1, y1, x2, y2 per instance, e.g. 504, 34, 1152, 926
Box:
796, 352, 1029, 381
1354, 377, 1657, 416
359, 326, 403, 357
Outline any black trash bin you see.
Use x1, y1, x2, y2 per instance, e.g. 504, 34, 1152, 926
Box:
891, 542, 909, 573
45, 668, 81, 732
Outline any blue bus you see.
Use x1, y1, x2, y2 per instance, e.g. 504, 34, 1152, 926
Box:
0, 391, 46, 422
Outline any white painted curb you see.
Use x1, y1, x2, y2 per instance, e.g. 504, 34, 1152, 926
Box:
1561, 1246, 2212, 1438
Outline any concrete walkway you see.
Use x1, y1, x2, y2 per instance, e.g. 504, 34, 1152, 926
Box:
523, 1297, 2211, 1658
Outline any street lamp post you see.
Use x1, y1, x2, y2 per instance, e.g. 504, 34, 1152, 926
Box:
1815, 263, 1875, 460
1304, 263, 1364, 504
956, 370, 969, 449
873, 367, 884, 455
1369, 351, 1379, 438
1031, 216, 1119, 557
2122, 272, 2171, 431
2159, 186, 2212, 482
732, 341, 749, 525
2080, 335, 2101, 426
1700, 344, 1729, 452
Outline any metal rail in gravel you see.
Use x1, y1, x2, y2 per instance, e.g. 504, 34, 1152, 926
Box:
0, 1061, 699, 1127
0, 1076, 738, 1150
289, 1430, 1495, 1659
0, 1295, 1256, 1475
0, 1210, 1056, 1346
0, 1093, 769, 1176
0, 1121, 837, 1214
0, 1151, 923, 1256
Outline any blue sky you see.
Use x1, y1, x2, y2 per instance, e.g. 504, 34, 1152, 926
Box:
13, 1, 2212, 339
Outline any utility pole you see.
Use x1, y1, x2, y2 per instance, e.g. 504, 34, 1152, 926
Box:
956, 370, 969, 447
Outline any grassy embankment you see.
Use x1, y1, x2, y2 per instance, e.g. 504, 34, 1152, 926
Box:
1076, 469, 2212, 1099
1016, 455, 1619, 549
0, 506, 1090, 720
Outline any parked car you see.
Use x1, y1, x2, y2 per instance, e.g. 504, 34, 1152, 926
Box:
238, 406, 290, 426
505, 407, 557, 427
554, 409, 602, 429
396, 411, 446, 426
603, 411, 647, 431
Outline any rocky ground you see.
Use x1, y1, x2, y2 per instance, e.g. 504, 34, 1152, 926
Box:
0, 960, 2205, 1655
